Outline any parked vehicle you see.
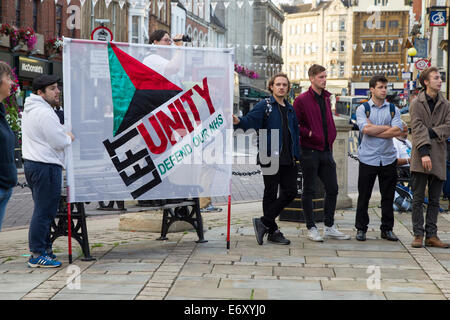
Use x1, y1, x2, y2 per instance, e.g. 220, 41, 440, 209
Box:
334, 96, 368, 130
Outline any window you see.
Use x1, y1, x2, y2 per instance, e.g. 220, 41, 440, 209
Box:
375, 41, 385, 53
362, 40, 372, 53
339, 62, 345, 77
131, 16, 139, 43
296, 25, 301, 34
331, 41, 337, 52
340, 40, 345, 52
33, 0, 39, 31
305, 24, 311, 33
15, 0, 21, 27
332, 21, 338, 31
312, 23, 317, 33
340, 17, 346, 31
389, 20, 399, 28
56, 4, 62, 37
388, 39, 399, 53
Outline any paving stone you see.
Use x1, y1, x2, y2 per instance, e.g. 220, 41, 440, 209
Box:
52, 293, 136, 300
336, 251, 411, 259
264, 289, 385, 300
333, 267, 430, 280
87, 262, 159, 273
290, 249, 338, 257
212, 265, 273, 276
384, 292, 446, 300
303, 242, 406, 252
241, 256, 305, 264
170, 276, 220, 288
166, 287, 254, 300
219, 279, 321, 291
321, 280, 442, 294
306, 256, 419, 267
0, 273, 51, 293
55, 274, 149, 295
180, 263, 213, 274
274, 266, 334, 278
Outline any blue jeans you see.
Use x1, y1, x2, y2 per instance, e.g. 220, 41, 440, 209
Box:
24, 160, 62, 255
0, 187, 13, 231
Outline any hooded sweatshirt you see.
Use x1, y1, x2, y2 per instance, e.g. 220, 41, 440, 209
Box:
21, 94, 71, 168
0, 103, 17, 189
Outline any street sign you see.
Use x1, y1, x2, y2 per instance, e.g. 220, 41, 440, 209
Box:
91, 26, 113, 41
415, 59, 431, 71
430, 10, 447, 27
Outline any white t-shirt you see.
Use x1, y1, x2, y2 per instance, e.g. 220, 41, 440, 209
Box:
142, 54, 170, 75
393, 138, 412, 167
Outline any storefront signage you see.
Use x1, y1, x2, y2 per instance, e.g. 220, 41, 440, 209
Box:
18, 56, 48, 78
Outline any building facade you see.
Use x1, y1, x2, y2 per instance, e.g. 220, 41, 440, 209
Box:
351, 0, 411, 96
171, 1, 187, 36
282, 0, 353, 95
252, 0, 284, 90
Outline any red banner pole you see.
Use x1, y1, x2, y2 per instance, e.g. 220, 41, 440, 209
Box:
67, 186, 72, 264
226, 180, 232, 250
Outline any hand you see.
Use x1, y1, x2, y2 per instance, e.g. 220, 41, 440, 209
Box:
421, 156, 432, 172
66, 132, 75, 141
232, 115, 240, 125
172, 34, 184, 47
366, 118, 372, 125
309, 131, 312, 137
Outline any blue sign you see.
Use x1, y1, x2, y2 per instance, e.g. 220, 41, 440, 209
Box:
430, 10, 447, 27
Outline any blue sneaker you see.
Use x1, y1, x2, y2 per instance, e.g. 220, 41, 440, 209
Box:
45, 251, 57, 260
28, 255, 62, 268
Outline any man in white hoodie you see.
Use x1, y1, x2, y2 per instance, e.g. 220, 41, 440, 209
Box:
22, 75, 74, 268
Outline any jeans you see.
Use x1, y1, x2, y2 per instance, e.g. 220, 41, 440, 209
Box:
411, 172, 444, 238
300, 149, 339, 230
261, 164, 298, 234
355, 160, 397, 233
0, 187, 13, 231
24, 160, 62, 255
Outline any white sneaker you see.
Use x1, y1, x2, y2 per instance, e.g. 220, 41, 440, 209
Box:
323, 225, 351, 240
307, 227, 324, 242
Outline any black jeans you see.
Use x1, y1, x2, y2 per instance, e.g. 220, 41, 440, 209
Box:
300, 149, 338, 230
411, 172, 444, 238
355, 160, 397, 233
261, 164, 298, 234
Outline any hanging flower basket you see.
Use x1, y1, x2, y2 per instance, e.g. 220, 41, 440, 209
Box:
3, 66, 22, 135
234, 63, 259, 79
45, 37, 63, 56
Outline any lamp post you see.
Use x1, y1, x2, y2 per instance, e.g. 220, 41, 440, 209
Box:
407, 47, 417, 99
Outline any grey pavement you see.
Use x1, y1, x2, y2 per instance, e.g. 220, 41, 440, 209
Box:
0, 202, 449, 300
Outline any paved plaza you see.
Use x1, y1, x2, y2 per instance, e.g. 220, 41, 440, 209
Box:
0, 201, 449, 300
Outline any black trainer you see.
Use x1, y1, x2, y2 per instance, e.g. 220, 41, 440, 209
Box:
267, 230, 291, 245
252, 218, 269, 245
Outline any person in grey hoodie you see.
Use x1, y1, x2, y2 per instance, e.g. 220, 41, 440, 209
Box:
22, 75, 74, 268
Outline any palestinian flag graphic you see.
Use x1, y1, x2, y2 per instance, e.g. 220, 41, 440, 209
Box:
107, 42, 182, 136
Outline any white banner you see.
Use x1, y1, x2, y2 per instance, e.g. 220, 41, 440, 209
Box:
63, 38, 234, 202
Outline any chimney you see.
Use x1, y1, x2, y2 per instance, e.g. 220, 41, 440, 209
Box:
311, 0, 320, 9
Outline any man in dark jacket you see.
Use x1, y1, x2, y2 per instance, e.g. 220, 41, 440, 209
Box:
293, 64, 350, 242
0, 62, 18, 231
233, 73, 300, 245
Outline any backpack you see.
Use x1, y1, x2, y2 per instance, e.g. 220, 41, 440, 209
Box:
358, 102, 396, 145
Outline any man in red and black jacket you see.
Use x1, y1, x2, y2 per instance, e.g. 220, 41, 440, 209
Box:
293, 64, 350, 242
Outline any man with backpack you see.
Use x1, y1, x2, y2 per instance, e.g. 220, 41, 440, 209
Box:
355, 75, 403, 242
233, 73, 300, 245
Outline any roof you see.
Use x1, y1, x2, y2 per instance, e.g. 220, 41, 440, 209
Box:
280, 1, 331, 14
